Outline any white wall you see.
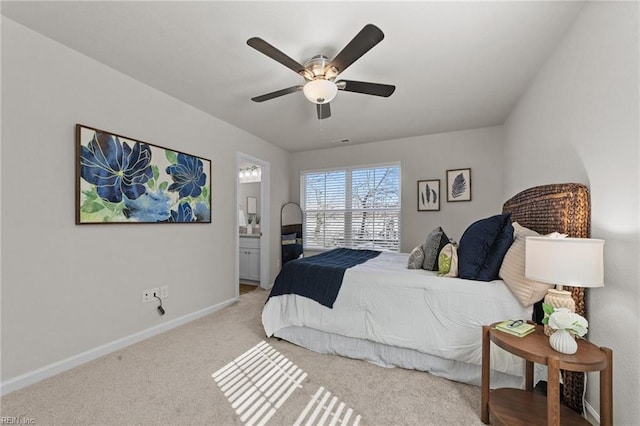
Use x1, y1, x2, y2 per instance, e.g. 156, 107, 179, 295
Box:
0, 18, 290, 382
504, 2, 639, 423
291, 126, 505, 251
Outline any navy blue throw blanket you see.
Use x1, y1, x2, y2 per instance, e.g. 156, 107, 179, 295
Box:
268, 248, 381, 308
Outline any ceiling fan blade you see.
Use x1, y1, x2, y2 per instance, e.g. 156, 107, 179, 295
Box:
325, 24, 385, 75
316, 103, 331, 120
247, 37, 310, 78
337, 80, 396, 97
251, 86, 303, 102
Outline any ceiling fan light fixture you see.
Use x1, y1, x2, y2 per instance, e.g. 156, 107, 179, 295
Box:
303, 79, 338, 104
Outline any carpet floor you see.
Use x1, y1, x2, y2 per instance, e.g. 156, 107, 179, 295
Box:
0, 289, 484, 425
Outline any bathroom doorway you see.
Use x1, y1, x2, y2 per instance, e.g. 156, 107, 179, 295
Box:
236, 153, 270, 297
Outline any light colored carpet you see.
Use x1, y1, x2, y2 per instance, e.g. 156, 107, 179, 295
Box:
0, 289, 484, 425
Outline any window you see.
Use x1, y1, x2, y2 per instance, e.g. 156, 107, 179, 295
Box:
301, 163, 401, 252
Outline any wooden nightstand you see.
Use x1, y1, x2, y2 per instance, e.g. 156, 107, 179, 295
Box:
480, 323, 612, 426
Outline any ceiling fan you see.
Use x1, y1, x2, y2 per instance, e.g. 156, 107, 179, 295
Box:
247, 24, 396, 120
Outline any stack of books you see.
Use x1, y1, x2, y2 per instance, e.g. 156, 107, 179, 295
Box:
495, 320, 536, 337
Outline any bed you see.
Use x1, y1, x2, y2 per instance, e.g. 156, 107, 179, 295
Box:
264, 183, 590, 412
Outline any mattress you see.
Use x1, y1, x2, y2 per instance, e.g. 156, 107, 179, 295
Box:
263, 251, 533, 379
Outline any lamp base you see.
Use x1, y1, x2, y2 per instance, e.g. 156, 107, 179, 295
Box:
543, 288, 575, 336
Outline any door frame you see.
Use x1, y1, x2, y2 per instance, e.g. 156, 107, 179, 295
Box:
236, 152, 270, 294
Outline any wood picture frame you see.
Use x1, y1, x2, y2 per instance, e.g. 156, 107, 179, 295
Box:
417, 180, 440, 211
446, 168, 472, 202
76, 124, 211, 224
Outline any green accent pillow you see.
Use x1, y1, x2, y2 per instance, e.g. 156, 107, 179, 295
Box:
438, 243, 458, 277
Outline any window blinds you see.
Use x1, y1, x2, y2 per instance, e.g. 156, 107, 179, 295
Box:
301, 164, 401, 252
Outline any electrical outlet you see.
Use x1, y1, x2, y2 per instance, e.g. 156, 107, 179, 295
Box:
142, 288, 159, 303
160, 285, 168, 298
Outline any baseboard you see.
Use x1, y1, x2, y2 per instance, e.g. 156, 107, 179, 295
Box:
584, 400, 600, 425
0, 297, 239, 396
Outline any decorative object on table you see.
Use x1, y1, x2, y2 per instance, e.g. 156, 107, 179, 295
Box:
246, 214, 260, 234
495, 319, 536, 337
446, 168, 471, 202
543, 304, 588, 354
525, 234, 604, 336
417, 179, 440, 211
76, 124, 211, 224
246, 215, 254, 234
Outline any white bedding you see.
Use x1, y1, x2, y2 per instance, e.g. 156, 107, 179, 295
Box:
262, 251, 533, 378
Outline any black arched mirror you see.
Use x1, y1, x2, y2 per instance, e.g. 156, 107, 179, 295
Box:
281, 202, 303, 266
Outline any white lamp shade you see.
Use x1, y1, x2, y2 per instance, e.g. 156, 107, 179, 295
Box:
525, 236, 604, 287
303, 79, 338, 104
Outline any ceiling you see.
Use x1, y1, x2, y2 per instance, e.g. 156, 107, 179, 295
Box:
2, 1, 584, 153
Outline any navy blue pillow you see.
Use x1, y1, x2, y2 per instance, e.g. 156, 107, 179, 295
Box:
477, 220, 514, 281
458, 213, 513, 281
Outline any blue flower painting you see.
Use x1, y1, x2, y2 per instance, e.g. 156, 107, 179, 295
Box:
76, 125, 211, 224
80, 132, 153, 203
123, 189, 171, 222
166, 153, 207, 198
169, 202, 194, 223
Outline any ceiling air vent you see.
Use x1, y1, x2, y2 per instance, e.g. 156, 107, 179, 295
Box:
332, 138, 350, 145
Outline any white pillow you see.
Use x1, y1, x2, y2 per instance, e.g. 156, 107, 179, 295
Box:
499, 222, 554, 307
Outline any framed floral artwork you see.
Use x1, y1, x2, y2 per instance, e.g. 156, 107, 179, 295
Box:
76, 124, 211, 224
446, 168, 472, 202
417, 180, 440, 211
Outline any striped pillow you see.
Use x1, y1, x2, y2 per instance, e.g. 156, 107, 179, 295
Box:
499, 222, 554, 306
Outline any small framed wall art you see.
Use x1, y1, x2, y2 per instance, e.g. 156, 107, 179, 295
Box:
247, 196, 257, 214
446, 168, 472, 202
417, 179, 440, 211
76, 124, 212, 224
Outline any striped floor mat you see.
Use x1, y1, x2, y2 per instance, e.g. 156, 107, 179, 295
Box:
212, 341, 361, 426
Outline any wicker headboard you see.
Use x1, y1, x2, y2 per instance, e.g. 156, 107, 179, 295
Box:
502, 182, 590, 314
502, 183, 590, 239
502, 182, 590, 414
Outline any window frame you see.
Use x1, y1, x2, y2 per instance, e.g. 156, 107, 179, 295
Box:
300, 162, 401, 252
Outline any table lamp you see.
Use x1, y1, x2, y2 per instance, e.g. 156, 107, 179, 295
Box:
525, 235, 604, 335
